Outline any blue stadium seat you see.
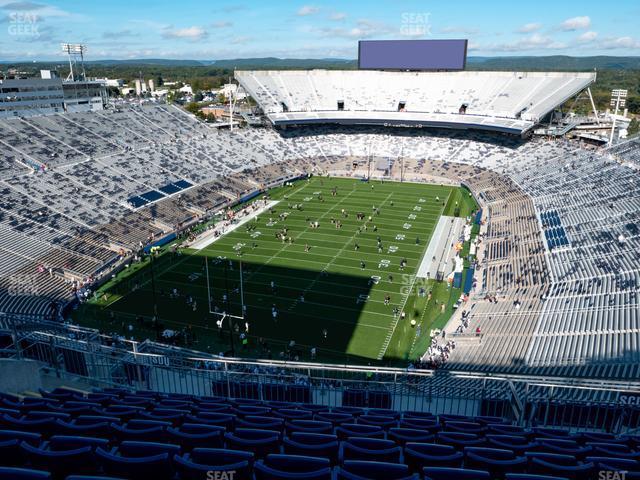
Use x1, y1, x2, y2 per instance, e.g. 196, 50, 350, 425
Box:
166, 423, 225, 450
439, 414, 472, 423
285, 419, 333, 435
66, 476, 126, 480
403, 411, 435, 419
487, 424, 531, 437
474, 416, 508, 425
333, 407, 365, 417
437, 431, 486, 449
535, 438, 592, 459
95, 442, 178, 480
336, 423, 384, 440
579, 432, 623, 444
443, 421, 486, 435
233, 405, 272, 417
267, 401, 297, 410
94, 406, 144, 421
404, 443, 464, 470
299, 404, 330, 414
586, 456, 640, 474
387, 427, 435, 445
255, 454, 331, 480
368, 409, 399, 419
357, 415, 397, 430
339, 460, 417, 480
65, 475, 125, 480
399, 417, 440, 433
158, 399, 193, 409
138, 408, 188, 426
272, 409, 313, 421
526, 452, 594, 479
20, 441, 97, 477
315, 412, 354, 426
193, 402, 232, 414
0, 467, 51, 479
1, 414, 58, 437
46, 401, 100, 416
342, 437, 402, 463
504, 475, 571, 480
0, 429, 41, 466
464, 447, 527, 476
48, 435, 109, 451
174, 447, 254, 480
423, 467, 490, 480
486, 434, 538, 455
110, 419, 170, 442
185, 412, 236, 430
224, 428, 281, 458
532, 428, 575, 440
53, 417, 114, 437
283, 433, 339, 464
588, 442, 640, 459
39, 388, 75, 402
237, 415, 285, 431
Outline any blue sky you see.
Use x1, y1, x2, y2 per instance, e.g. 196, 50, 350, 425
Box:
1, 0, 639, 60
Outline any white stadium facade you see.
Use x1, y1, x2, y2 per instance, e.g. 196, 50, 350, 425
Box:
235, 70, 596, 134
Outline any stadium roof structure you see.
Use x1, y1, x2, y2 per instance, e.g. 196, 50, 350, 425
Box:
236, 70, 596, 135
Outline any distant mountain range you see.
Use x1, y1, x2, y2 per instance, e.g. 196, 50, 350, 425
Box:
2, 56, 640, 71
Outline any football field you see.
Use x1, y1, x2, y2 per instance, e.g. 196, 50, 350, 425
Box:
80, 176, 477, 364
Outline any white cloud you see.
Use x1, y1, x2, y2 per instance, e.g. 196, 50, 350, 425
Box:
297, 5, 319, 16
0, 1, 82, 20
102, 29, 139, 39
162, 26, 208, 41
560, 16, 590, 31
481, 33, 567, 52
577, 31, 598, 43
211, 21, 232, 28
516, 22, 542, 33
230, 35, 252, 45
316, 19, 392, 39
599, 36, 640, 49
439, 26, 479, 35
329, 12, 346, 21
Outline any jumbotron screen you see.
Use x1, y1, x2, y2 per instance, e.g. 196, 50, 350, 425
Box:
358, 39, 468, 71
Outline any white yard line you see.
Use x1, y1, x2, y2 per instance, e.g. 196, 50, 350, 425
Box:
188, 200, 279, 251
377, 191, 451, 360
288, 192, 394, 311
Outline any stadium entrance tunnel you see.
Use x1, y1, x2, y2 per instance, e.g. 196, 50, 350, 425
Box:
75, 257, 407, 365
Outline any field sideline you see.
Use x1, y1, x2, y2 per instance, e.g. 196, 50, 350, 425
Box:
78, 176, 477, 364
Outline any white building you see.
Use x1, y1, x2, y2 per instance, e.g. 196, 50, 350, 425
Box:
0, 71, 107, 118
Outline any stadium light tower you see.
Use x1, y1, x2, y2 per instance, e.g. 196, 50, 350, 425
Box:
61, 43, 87, 82
608, 89, 627, 146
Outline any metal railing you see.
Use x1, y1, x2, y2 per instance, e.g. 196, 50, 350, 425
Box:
2, 317, 640, 433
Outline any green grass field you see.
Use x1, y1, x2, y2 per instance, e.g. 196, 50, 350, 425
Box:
75, 177, 477, 365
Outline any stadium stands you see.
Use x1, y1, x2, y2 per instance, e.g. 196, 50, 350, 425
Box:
0, 100, 638, 381
235, 70, 596, 134
0, 386, 639, 479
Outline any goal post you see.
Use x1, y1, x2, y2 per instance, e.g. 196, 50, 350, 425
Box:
204, 255, 246, 322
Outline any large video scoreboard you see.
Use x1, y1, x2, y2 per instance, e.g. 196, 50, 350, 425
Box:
358, 39, 467, 71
